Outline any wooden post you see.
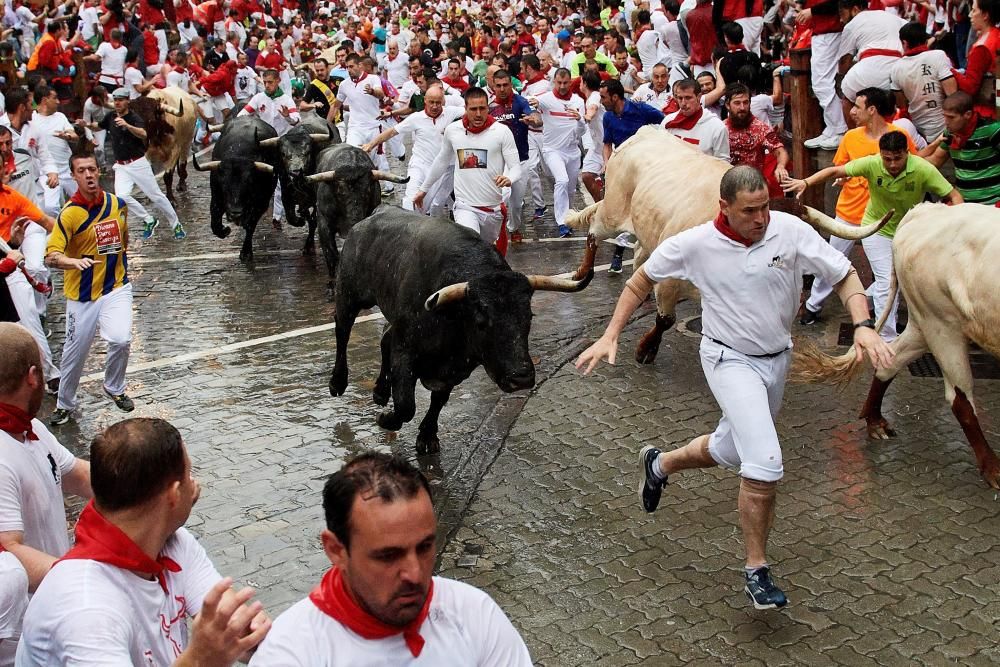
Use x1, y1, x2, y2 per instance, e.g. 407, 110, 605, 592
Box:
789, 48, 825, 211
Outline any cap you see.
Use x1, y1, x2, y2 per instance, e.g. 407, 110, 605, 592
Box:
557, 29, 571, 40
111, 87, 130, 99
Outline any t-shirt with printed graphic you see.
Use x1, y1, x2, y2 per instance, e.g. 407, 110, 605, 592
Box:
48, 191, 130, 302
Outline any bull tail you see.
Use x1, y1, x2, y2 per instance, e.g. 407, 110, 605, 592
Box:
565, 201, 601, 231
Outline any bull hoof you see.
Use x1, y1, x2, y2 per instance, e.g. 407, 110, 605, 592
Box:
635, 338, 661, 365
330, 367, 348, 396
980, 456, 1000, 490
176, 181, 187, 193
372, 384, 390, 407
866, 418, 896, 440
167, 195, 177, 207
377, 410, 404, 431
239, 251, 253, 263
213, 225, 232, 239
302, 242, 315, 256
416, 432, 440, 456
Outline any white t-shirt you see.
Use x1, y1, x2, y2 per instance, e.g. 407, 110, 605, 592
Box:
583, 90, 605, 152
662, 19, 687, 68
395, 105, 464, 166
15, 528, 222, 667
235, 66, 260, 101
384, 53, 410, 87
247, 576, 532, 667
0, 553, 27, 643
838, 10, 906, 59
28, 112, 74, 171
78, 6, 100, 40
636, 28, 664, 75
535, 91, 585, 153
421, 119, 522, 208
643, 212, 852, 355
631, 83, 671, 109
123, 66, 144, 99
889, 50, 954, 140
0, 423, 76, 558
95, 42, 128, 83
165, 68, 192, 91
660, 111, 731, 162
240, 91, 300, 135
336, 73, 383, 130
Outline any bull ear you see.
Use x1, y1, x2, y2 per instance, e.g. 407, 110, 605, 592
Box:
258, 137, 280, 147
424, 282, 469, 311
526, 269, 594, 293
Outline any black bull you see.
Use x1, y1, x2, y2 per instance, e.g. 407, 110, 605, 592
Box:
330, 207, 593, 454
191, 116, 278, 262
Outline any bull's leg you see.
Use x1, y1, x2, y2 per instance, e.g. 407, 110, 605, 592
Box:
176, 160, 188, 192
572, 234, 599, 281
164, 167, 175, 205
416, 388, 452, 455
240, 217, 257, 262
209, 184, 231, 239
317, 216, 338, 287
377, 337, 417, 431
303, 213, 317, 256
635, 278, 681, 365
860, 325, 926, 439
330, 303, 361, 397
372, 326, 392, 406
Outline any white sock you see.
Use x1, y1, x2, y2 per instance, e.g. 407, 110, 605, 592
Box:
653, 455, 667, 480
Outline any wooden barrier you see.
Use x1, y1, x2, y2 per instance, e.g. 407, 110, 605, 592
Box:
788, 48, 824, 211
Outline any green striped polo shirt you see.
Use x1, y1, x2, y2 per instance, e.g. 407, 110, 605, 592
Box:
944, 118, 1000, 205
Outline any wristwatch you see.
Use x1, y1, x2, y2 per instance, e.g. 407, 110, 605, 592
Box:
853, 319, 876, 330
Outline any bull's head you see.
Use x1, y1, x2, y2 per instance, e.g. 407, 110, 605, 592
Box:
259, 126, 335, 183
307, 165, 409, 227
131, 96, 175, 150
192, 153, 274, 224
424, 269, 594, 392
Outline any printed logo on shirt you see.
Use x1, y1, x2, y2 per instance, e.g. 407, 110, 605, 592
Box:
768, 255, 785, 269
95, 220, 123, 255
160, 595, 189, 656
457, 148, 487, 169
46, 453, 59, 484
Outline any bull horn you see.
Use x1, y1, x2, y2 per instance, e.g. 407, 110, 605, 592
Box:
253, 161, 275, 174
309, 129, 334, 142
526, 269, 594, 293
258, 136, 280, 148
424, 283, 469, 311
802, 206, 894, 241
191, 153, 220, 171
306, 170, 337, 183
371, 170, 409, 183
159, 101, 182, 116
207, 123, 225, 133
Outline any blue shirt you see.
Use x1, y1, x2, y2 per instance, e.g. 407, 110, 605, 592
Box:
373, 28, 388, 53
602, 99, 664, 148
490, 94, 534, 162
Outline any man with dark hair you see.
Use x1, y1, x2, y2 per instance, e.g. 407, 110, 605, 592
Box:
661, 78, 729, 161
786, 131, 962, 340
300, 57, 338, 121
18, 417, 271, 664
487, 69, 540, 242
724, 82, 789, 186
890, 22, 957, 141
578, 166, 894, 610
249, 452, 531, 665
924, 91, 1000, 205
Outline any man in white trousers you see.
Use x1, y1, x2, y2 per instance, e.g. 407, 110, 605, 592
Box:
413, 87, 521, 248
363, 85, 462, 216
535, 68, 586, 237
800, 0, 849, 150
519, 56, 550, 221
578, 166, 894, 610
46, 154, 136, 427
91, 89, 185, 240
237, 69, 300, 229
331, 53, 393, 194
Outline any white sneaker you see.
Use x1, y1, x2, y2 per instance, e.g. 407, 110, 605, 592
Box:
803, 134, 828, 149
818, 134, 843, 151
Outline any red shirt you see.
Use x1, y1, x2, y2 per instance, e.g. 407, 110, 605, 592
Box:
686, 4, 717, 66
139, 0, 165, 25
256, 50, 284, 71
726, 117, 783, 172
142, 31, 159, 66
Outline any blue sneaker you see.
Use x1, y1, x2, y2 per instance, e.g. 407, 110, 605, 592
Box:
533, 206, 546, 220
141, 218, 159, 239
558, 224, 572, 238
745, 567, 788, 610
173, 223, 187, 240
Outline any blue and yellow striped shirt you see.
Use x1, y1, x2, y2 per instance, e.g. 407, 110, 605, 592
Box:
47, 191, 130, 302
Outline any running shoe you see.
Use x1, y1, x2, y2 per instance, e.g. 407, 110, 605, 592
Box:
558, 224, 572, 238
533, 206, 546, 220
744, 567, 788, 610
638, 445, 667, 513
173, 223, 187, 240
104, 387, 135, 412
49, 409, 71, 426
510, 230, 524, 243
141, 218, 159, 239
799, 307, 820, 325
608, 252, 623, 274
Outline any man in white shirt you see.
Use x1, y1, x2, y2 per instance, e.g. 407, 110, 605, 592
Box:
634, 10, 667, 77
0, 324, 92, 665
413, 87, 522, 246
248, 452, 532, 666
837, 0, 907, 104
632, 63, 672, 110
16, 416, 271, 666
383, 40, 410, 88
363, 84, 462, 215
234, 52, 260, 108
332, 53, 393, 192
29, 86, 76, 218
535, 68, 585, 237
576, 166, 893, 611
88, 30, 129, 90
580, 72, 606, 203
661, 78, 730, 161
76, 0, 100, 47
519, 55, 551, 223
890, 21, 957, 141
238, 69, 299, 228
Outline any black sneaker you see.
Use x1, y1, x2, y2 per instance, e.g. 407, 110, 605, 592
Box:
608, 252, 623, 274
46, 377, 59, 396
799, 307, 821, 325
104, 388, 135, 412
744, 567, 788, 610
638, 445, 667, 513
49, 408, 72, 426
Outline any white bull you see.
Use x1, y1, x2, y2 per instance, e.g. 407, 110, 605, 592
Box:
566, 126, 879, 364
793, 202, 1000, 489
146, 86, 197, 203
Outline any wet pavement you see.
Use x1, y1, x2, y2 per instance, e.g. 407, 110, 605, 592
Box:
43, 158, 1000, 664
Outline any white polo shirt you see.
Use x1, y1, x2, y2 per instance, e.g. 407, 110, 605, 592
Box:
0, 423, 76, 558
535, 91, 585, 153
247, 576, 532, 666
395, 105, 464, 166
15, 528, 222, 666
336, 73, 384, 131
661, 111, 731, 162
631, 83, 672, 109
642, 211, 852, 356
240, 91, 300, 136
0, 553, 26, 643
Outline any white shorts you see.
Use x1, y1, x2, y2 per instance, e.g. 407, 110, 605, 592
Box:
581, 148, 604, 174
452, 200, 504, 244
841, 56, 898, 102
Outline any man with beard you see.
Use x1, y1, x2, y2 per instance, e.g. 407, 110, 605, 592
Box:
724, 83, 789, 190
299, 57, 337, 122
248, 453, 531, 665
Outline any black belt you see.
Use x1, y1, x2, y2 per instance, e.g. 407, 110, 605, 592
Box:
706, 336, 789, 359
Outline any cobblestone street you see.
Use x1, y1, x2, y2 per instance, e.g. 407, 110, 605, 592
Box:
43, 164, 1000, 665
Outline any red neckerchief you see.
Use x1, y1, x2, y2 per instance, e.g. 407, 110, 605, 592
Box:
70, 188, 105, 208
493, 91, 513, 110
174, 65, 187, 74
634, 25, 650, 43
662, 98, 680, 115
463, 114, 495, 134
553, 88, 572, 101
525, 71, 546, 86
59, 501, 182, 594
0, 403, 37, 441
727, 44, 746, 52
948, 110, 980, 149
714, 211, 753, 247
350, 72, 364, 84
309, 567, 434, 658
903, 44, 929, 56
664, 106, 702, 130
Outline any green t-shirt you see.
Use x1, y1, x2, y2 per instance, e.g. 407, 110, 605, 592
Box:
943, 118, 1000, 205
844, 154, 954, 237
